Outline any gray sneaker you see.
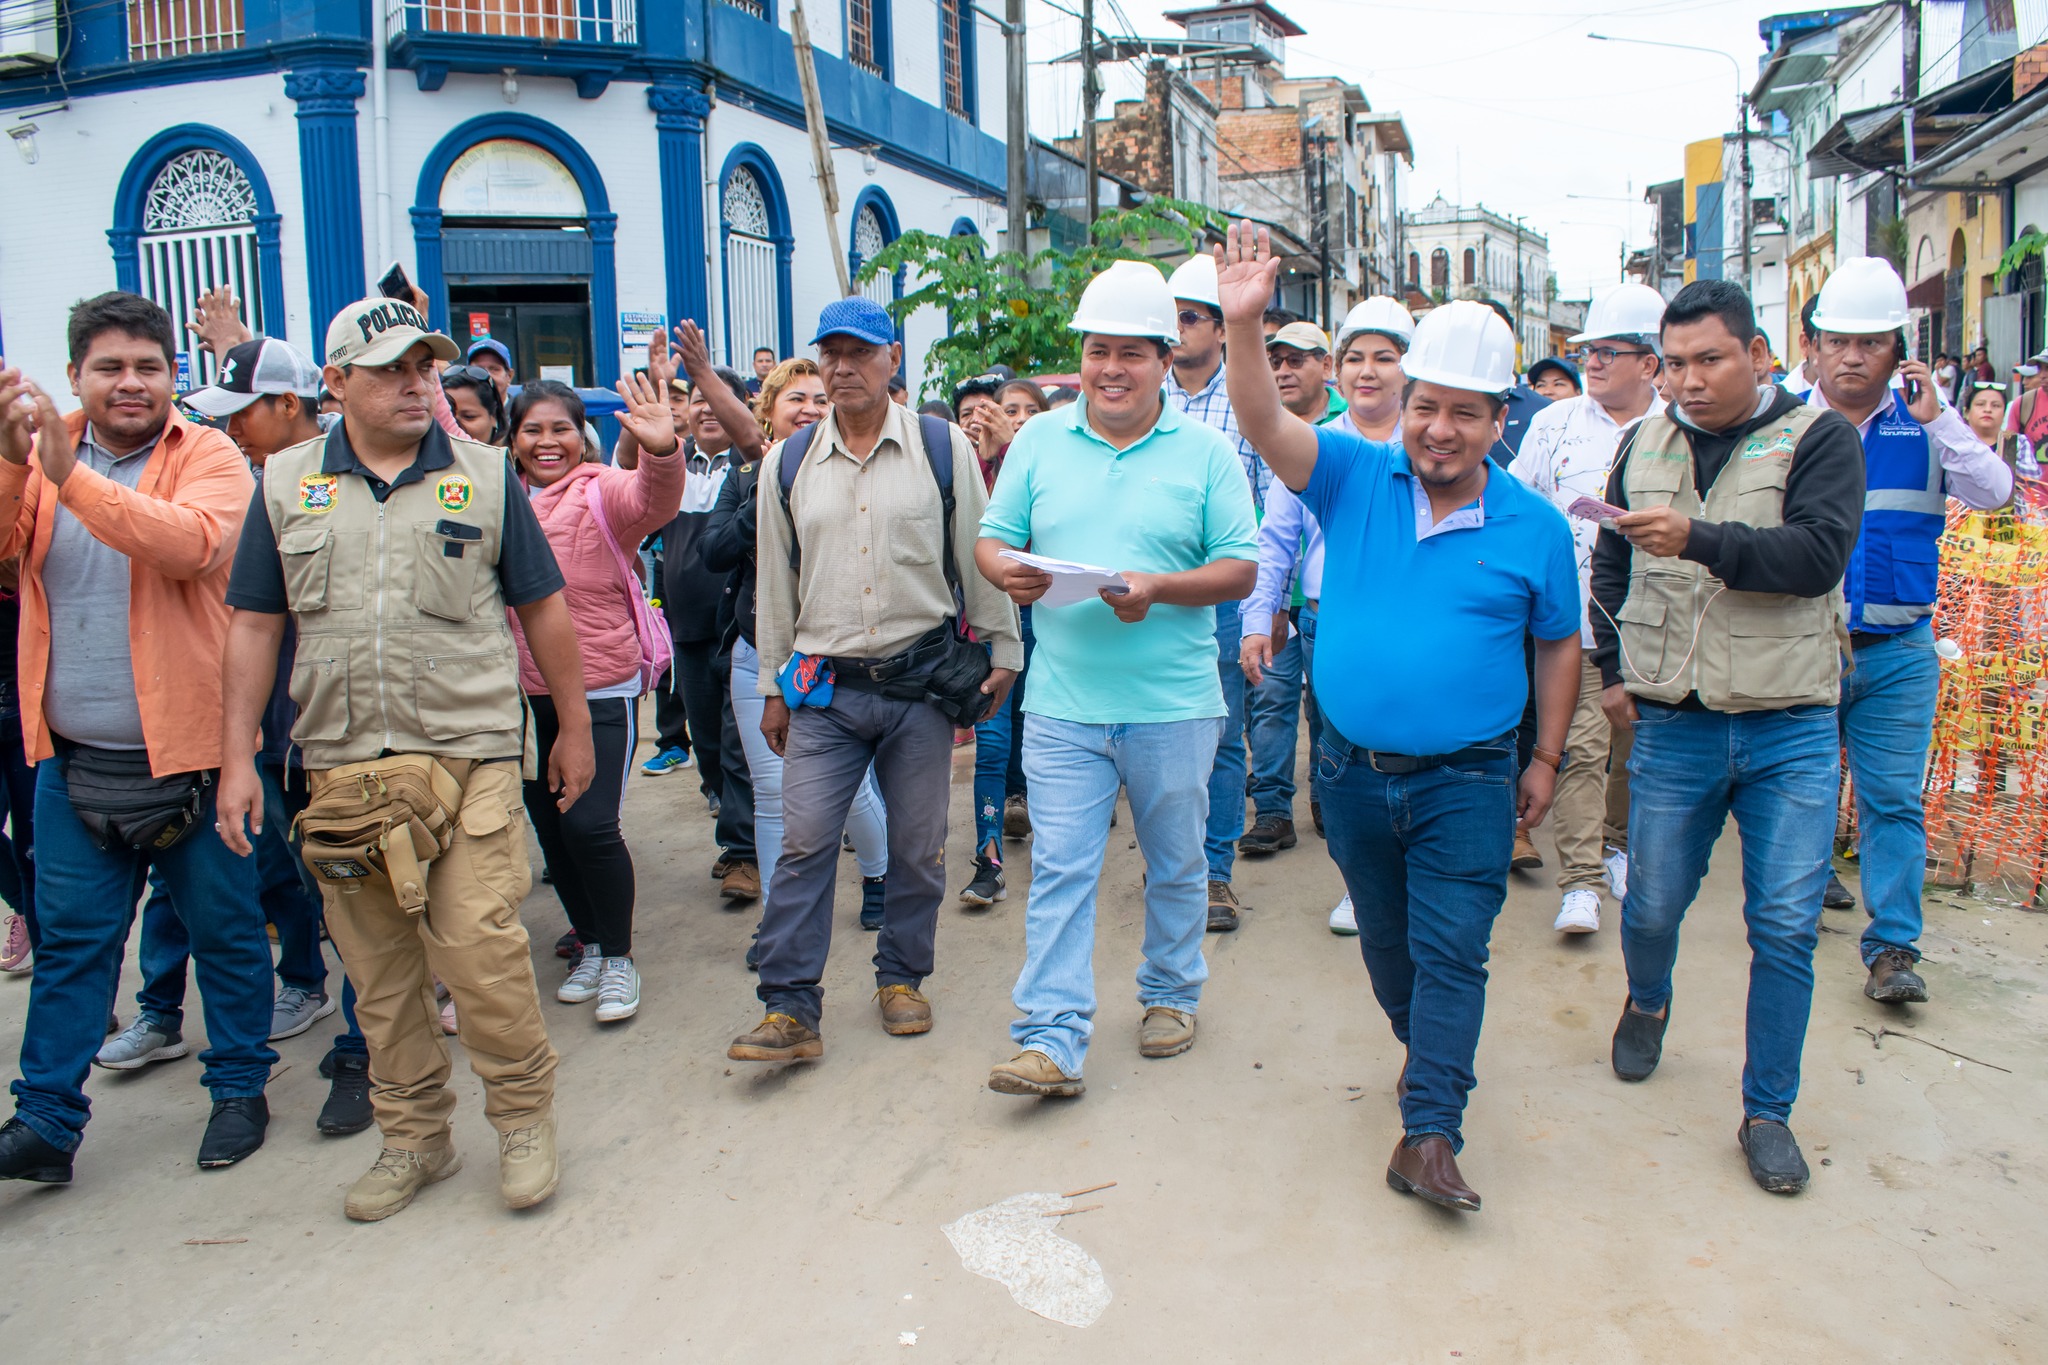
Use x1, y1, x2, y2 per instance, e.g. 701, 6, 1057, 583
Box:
269, 986, 338, 1040
558, 944, 604, 1003
95, 1017, 189, 1070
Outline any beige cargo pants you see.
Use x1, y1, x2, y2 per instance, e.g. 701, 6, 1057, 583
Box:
313, 759, 557, 1150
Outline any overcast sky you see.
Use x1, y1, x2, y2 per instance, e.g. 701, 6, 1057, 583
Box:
1025, 0, 1800, 300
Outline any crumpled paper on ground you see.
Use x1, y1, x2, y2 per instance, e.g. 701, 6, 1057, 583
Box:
942, 1192, 1112, 1328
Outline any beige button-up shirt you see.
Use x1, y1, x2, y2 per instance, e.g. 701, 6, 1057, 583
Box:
754, 400, 1022, 693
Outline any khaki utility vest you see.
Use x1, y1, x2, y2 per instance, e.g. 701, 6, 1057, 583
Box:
262, 433, 524, 768
1614, 407, 1846, 712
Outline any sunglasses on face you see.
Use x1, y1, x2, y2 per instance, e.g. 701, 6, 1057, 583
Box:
1177, 309, 1222, 329
442, 364, 498, 385
1268, 350, 1322, 371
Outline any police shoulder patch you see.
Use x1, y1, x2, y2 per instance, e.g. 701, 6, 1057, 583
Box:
299, 474, 340, 513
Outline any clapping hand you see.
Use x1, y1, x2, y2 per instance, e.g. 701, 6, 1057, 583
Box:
26, 385, 77, 486
0, 363, 34, 467
1215, 221, 1281, 328
186, 285, 252, 360
614, 370, 680, 456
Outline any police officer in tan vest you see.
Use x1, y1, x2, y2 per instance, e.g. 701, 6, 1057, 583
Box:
216, 298, 595, 1221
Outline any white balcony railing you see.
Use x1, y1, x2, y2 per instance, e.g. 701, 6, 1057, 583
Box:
386, 0, 637, 45
128, 0, 244, 63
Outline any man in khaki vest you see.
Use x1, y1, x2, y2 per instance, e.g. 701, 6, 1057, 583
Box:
1587, 280, 1865, 1197
215, 298, 595, 1221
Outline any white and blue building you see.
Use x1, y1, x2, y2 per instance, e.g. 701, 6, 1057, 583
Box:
0, 0, 1010, 392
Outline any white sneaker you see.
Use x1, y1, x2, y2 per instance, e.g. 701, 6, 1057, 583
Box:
595, 956, 641, 1022
1328, 895, 1358, 936
558, 944, 603, 1003
1603, 847, 1629, 901
1554, 888, 1601, 934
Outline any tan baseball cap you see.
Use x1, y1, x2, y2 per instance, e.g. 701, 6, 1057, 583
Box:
325, 297, 462, 368
1266, 321, 1331, 354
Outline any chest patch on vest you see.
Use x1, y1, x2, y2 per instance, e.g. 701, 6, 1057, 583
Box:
436, 474, 473, 512
1741, 426, 1799, 459
299, 474, 340, 513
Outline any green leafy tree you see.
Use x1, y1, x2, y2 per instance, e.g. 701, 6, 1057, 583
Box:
857, 198, 1220, 400
1996, 228, 2048, 285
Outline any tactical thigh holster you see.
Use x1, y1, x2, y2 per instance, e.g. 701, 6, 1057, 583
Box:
295, 755, 472, 912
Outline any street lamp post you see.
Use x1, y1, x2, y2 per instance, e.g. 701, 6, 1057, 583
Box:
1589, 32, 1752, 298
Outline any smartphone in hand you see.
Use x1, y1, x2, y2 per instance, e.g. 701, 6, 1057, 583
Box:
376, 260, 414, 302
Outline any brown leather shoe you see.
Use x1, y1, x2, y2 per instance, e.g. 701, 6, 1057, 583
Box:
1511, 831, 1543, 871
1137, 1006, 1196, 1058
1385, 1135, 1480, 1212
987, 1050, 1084, 1097
876, 984, 932, 1036
727, 1013, 822, 1062
719, 861, 761, 903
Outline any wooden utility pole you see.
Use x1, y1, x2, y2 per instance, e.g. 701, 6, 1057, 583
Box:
1006, 0, 1029, 264
790, 0, 852, 297
1081, 0, 1100, 224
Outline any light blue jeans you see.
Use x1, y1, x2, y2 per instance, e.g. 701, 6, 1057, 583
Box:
1011, 714, 1223, 1076
732, 637, 887, 883
1205, 602, 1247, 881
1840, 621, 1940, 964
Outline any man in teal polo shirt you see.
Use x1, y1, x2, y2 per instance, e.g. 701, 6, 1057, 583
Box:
975, 261, 1259, 1098
1220, 224, 1581, 1212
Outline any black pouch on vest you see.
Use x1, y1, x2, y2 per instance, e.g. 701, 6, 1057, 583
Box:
63, 745, 205, 853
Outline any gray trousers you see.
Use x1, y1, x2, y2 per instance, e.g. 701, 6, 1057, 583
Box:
755, 687, 954, 1028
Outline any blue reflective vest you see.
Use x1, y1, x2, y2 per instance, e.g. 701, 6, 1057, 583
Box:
1844, 391, 1946, 634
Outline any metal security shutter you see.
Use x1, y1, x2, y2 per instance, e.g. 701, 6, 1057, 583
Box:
137, 149, 264, 386
723, 168, 780, 366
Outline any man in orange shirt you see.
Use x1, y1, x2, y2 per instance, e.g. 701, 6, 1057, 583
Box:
0, 292, 276, 1185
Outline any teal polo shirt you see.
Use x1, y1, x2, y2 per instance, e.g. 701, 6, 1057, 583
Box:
1301, 422, 1579, 755
980, 394, 1259, 724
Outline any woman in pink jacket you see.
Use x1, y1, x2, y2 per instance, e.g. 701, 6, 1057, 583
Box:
508, 375, 684, 1023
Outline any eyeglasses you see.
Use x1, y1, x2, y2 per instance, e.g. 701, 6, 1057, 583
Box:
1177, 309, 1221, 329
1267, 350, 1323, 371
1577, 346, 1652, 368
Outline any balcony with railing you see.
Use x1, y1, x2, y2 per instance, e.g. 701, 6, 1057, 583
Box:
128, 0, 244, 63
385, 0, 640, 97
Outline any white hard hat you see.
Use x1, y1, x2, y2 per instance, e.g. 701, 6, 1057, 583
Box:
1166, 252, 1219, 310
1069, 260, 1181, 346
1570, 281, 1667, 347
1334, 295, 1415, 352
1401, 300, 1516, 395
1810, 256, 1909, 335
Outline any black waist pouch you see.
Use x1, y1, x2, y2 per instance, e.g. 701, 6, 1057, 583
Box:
888, 622, 995, 726
63, 744, 206, 853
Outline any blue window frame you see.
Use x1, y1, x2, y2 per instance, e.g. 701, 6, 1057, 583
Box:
719, 144, 795, 366
844, 0, 891, 80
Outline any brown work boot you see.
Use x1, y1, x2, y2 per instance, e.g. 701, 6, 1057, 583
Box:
1238, 814, 1297, 856
1004, 795, 1032, 839
1207, 880, 1242, 932
1864, 949, 1928, 1004
1137, 1006, 1196, 1058
498, 1115, 558, 1210
1511, 830, 1543, 871
1385, 1134, 1480, 1212
719, 860, 761, 903
727, 1012, 823, 1062
344, 1145, 463, 1222
987, 1050, 1084, 1098
876, 984, 933, 1036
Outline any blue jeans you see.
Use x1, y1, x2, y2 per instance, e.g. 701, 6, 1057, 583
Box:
1316, 728, 1516, 1153
1004, 606, 1035, 801
1622, 702, 1839, 1125
1247, 603, 1321, 821
1840, 622, 1940, 964
1011, 715, 1222, 1075
973, 701, 1011, 854
11, 754, 278, 1151
0, 708, 36, 943
1204, 602, 1247, 881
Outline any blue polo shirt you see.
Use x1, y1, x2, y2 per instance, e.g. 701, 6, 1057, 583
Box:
1302, 422, 1578, 755
980, 394, 1259, 724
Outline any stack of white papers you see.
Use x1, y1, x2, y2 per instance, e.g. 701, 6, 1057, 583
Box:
997, 549, 1130, 610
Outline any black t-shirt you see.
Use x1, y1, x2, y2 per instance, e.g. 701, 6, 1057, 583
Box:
225, 421, 564, 613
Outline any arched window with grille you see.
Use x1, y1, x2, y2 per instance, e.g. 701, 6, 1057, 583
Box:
109, 128, 283, 386
1429, 248, 1448, 289
1407, 251, 1421, 289
1462, 247, 1476, 286
719, 147, 792, 367
849, 188, 901, 316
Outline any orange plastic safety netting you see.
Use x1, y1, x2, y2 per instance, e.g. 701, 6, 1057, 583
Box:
1919, 484, 2048, 907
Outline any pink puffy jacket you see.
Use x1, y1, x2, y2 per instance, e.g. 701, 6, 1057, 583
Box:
511, 451, 686, 694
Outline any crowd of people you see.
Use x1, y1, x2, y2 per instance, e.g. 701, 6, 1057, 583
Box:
0, 221, 2024, 1222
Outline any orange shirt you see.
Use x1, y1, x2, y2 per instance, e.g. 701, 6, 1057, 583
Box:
0, 407, 252, 775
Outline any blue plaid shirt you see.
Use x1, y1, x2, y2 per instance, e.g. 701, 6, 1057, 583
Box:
1165, 364, 1271, 513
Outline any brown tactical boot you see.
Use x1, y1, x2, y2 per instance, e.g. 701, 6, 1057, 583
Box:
1511, 830, 1543, 870
728, 1012, 823, 1062
345, 1145, 463, 1222
987, 1050, 1084, 1098
498, 1115, 559, 1210
1137, 1006, 1196, 1058
876, 984, 933, 1035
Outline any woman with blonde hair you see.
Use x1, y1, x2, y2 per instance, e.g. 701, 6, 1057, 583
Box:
754, 357, 830, 441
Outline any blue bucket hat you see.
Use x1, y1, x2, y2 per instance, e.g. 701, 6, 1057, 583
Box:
810, 297, 896, 347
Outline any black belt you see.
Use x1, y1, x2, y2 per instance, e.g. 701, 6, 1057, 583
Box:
1325, 727, 1517, 775
827, 626, 951, 690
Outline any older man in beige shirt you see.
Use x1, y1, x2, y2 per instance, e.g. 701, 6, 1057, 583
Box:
729, 298, 1020, 1063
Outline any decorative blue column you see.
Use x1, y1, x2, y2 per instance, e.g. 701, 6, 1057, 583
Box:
284, 66, 369, 359
588, 211, 621, 391
411, 207, 446, 335
649, 76, 712, 331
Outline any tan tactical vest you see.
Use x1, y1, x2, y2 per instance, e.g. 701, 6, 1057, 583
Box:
1615, 406, 1846, 712
261, 433, 524, 768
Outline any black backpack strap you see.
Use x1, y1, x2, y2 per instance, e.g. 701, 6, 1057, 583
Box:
777, 421, 820, 573
916, 413, 961, 596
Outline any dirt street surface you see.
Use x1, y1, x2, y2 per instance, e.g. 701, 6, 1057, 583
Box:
3, 721, 2045, 1362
